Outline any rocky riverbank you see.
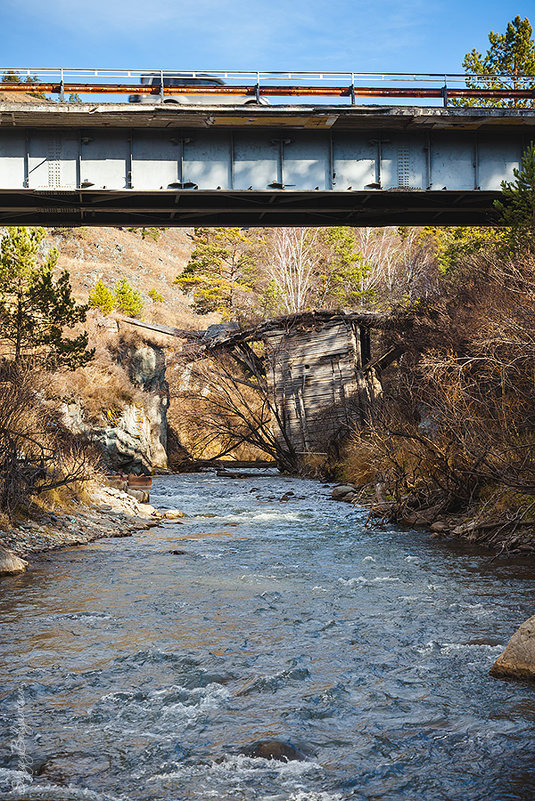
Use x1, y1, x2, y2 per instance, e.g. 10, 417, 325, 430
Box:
0, 485, 167, 576
331, 483, 535, 555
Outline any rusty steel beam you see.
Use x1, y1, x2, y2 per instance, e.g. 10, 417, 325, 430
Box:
0, 82, 534, 101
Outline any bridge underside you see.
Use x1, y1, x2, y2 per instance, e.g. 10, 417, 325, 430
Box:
0, 189, 502, 227
0, 104, 532, 226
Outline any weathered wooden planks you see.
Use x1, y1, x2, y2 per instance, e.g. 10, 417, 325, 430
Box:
264, 318, 381, 454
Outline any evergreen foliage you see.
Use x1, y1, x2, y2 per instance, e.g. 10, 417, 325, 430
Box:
113, 277, 144, 318
148, 288, 164, 303
458, 15, 535, 107
0, 227, 93, 369
89, 281, 115, 314
319, 227, 375, 306
126, 226, 165, 241
176, 228, 258, 315
422, 227, 507, 273
495, 140, 535, 231
176, 226, 440, 318
1, 69, 45, 99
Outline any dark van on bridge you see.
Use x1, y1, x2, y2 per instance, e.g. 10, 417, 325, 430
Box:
128, 73, 268, 105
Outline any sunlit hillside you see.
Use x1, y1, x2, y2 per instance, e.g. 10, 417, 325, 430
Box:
48, 226, 220, 330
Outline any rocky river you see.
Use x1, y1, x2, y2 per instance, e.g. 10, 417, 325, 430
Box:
1, 470, 535, 801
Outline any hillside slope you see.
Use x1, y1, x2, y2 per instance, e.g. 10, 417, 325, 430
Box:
48, 226, 219, 330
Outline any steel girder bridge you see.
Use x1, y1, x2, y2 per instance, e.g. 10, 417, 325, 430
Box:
0, 69, 534, 226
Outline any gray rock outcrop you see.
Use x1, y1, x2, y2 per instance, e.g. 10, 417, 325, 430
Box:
490, 615, 535, 680
0, 546, 28, 575
121, 343, 168, 469
63, 342, 169, 475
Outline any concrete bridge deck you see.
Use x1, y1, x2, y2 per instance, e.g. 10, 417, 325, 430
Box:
0, 103, 533, 226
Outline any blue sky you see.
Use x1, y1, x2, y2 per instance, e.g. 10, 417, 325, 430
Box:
0, 0, 532, 74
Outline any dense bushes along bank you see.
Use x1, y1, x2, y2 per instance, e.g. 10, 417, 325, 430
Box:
341, 245, 535, 554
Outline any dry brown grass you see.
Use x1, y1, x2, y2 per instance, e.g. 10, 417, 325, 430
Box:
342, 432, 381, 487
46, 325, 141, 423
45, 309, 178, 424
47, 358, 140, 423
47, 226, 220, 330
0, 366, 101, 519
34, 475, 102, 513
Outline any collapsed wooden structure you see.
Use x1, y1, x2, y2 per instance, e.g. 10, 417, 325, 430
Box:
122, 309, 403, 459
198, 311, 399, 456
262, 315, 379, 454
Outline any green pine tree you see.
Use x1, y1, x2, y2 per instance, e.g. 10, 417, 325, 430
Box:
0, 227, 93, 369
494, 141, 535, 251
319, 227, 375, 307
89, 281, 115, 314
148, 288, 164, 303
113, 277, 144, 318
458, 16, 535, 107
175, 227, 258, 315
1, 70, 45, 99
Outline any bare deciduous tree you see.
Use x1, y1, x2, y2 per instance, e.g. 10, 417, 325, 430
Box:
266, 228, 321, 314
172, 345, 301, 472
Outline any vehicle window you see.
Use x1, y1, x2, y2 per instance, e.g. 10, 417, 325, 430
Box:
139, 75, 224, 88
163, 78, 219, 86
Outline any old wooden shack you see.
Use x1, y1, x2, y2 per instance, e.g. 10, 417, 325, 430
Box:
262, 312, 382, 455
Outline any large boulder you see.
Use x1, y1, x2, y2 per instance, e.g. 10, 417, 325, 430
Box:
331, 484, 355, 501
123, 343, 168, 469
0, 546, 28, 576
490, 615, 535, 680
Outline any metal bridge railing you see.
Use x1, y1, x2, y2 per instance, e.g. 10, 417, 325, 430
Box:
0, 68, 533, 106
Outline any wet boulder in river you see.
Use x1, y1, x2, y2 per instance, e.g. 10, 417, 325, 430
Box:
241, 739, 308, 762
331, 484, 355, 501
490, 615, 535, 680
36, 752, 111, 784
0, 546, 27, 576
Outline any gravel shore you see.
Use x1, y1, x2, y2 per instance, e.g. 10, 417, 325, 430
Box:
0, 485, 163, 562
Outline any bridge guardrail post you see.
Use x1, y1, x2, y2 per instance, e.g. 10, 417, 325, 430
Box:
442, 76, 448, 107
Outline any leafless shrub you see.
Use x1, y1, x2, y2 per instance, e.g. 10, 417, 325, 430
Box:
344, 250, 535, 545
169, 346, 300, 472
0, 365, 98, 518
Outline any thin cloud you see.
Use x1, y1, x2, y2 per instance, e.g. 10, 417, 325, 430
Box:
3, 0, 439, 69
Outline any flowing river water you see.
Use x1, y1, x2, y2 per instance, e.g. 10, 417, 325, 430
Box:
1, 471, 535, 801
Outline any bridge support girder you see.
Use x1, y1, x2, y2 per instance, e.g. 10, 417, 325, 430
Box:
0, 189, 503, 227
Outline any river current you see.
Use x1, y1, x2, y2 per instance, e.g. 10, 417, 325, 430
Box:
1, 471, 535, 801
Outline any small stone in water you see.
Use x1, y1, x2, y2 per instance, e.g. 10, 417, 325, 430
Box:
241, 739, 308, 762
163, 509, 184, 520
36, 752, 111, 784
